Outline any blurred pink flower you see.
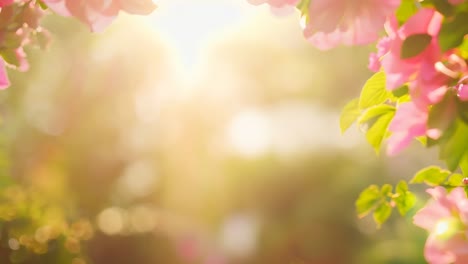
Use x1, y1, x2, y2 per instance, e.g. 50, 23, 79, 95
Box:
0, 59, 10, 89
379, 8, 443, 90
247, 0, 299, 16
0, 0, 13, 7
414, 187, 468, 264
386, 102, 429, 156
368, 37, 391, 72
457, 77, 468, 101
386, 50, 466, 155
15, 48, 29, 72
0, 0, 14, 7
409, 59, 449, 107
247, 0, 299, 8
411, 53, 468, 106
176, 235, 201, 262
302, 0, 400, 50
458, 84, 468, 100
43, 0, 156, 32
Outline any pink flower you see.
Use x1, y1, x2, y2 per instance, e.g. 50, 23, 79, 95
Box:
459, 85, 468, 101
176, 235, 201, 262
457, 76, 468, 101
386, 102, 429, 156
412, 52, 466, 109
43, 0, 157, 32
247, 0, 299, 8
411, 53, 468, 106
414, 187, 468, 264
368, 37, 391, 72
15, 47, 29, 72
385, 49, 466, 155
0, 59, 10, 89
302, 0, 400, 50
247, 0, 299, 16
379, 8, 443, 91
409, 59, 449, 107
0, 0, 14, 8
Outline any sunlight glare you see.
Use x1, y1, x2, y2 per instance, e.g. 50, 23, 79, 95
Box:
227, 110, 273, 157
434, 217, 461, 240
147, 0, 250, 72
226, 104, 362, 158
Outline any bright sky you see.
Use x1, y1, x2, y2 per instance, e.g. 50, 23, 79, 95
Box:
146, 0, 260, 70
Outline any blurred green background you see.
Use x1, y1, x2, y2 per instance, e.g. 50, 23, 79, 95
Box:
0, 0, 441, 263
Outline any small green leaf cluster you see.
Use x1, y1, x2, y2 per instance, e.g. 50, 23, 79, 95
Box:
340, 71, 408, 154
356, 181, 416, 227
411, 165, 468, 191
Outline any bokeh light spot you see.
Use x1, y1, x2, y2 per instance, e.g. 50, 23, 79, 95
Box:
97, 207, 127, 235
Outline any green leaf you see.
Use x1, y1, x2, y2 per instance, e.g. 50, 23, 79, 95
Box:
396, 0, 418, 24
363, 108, 395, 154
340, 98, 361, 133
416, 136, 428, 147
358, 105, 395, 125
373, 202, 392, 227
397, 94, 412, 104
356, 185, 382, 218
2, 32, 22, 49
394, 181, 417, 216
427, 0, 455, 16
359, 72, 389, 109
440, 120, 468, 171
410, 166, 451, 185
428, 91, 457, 136
445, 173, 464, 188
0, 49, 20, 67
296, 0, 311, 21
439, 12, 468, 51
401, 34, 432, 59
458, 99, 468, 125
396, 180, 409, 192
459, 152, 468, 176
380, 184, 393, 196
37, 0, 49, 10
459, 37, 468, 58
365, 116, 394, 154
391, 85, 409, 98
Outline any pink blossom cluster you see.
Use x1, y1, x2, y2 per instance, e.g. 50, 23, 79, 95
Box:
247, 0, 299, 8
414, 187, 468, 264
0, 0, 49, 89
302, 0, 400, 50
247, 1, 467, 156
368, 8, 468, 156
42, 0, 157, 32
0, 0, 157, 90
247, 0, 299, 16
248, 0, 400, 50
